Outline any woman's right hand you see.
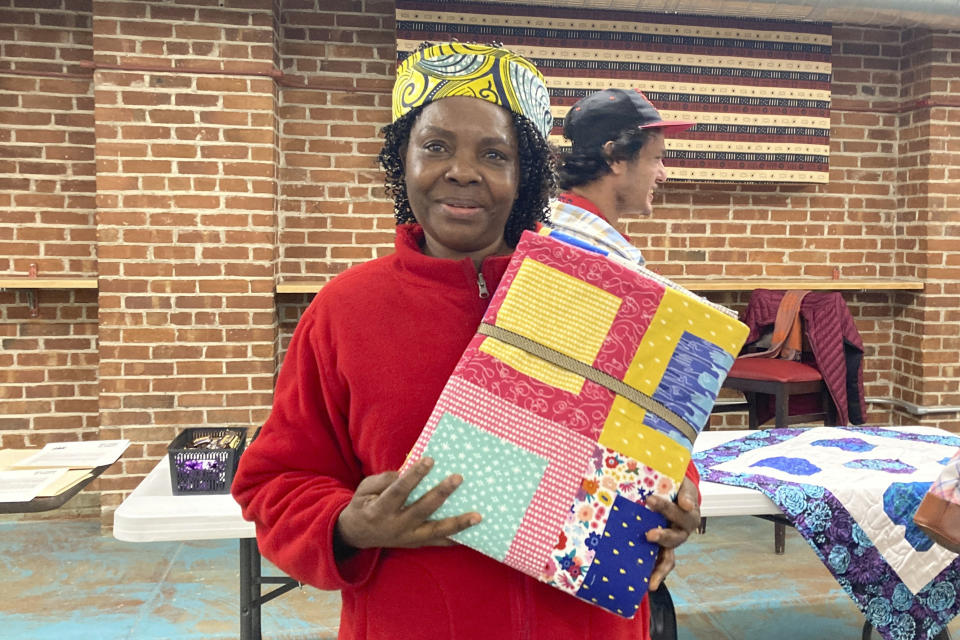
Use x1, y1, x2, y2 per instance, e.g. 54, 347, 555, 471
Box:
334, 457, 482, 551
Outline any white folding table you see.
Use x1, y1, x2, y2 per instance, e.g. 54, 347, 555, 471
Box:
113, 456, 300, 640
112, 430, 778, 640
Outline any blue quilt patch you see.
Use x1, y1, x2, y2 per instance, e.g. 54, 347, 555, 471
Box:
812, 438, 876, 452
882, 482, 935, 552
575, 495, 664, 617
751, 456, 822, 476
846, 459, 917, 474
653, 332, 733, 432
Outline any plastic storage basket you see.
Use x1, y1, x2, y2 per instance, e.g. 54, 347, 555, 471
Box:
167, 427, 247, 495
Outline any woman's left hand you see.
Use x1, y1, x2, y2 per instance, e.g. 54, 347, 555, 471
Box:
643, 476, 701, 591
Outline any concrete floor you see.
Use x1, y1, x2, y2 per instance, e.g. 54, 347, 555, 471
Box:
0, 514, 956, 640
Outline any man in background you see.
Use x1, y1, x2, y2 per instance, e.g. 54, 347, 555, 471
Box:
549, 88, 694, 265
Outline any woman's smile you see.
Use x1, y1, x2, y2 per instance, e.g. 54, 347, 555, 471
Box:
440, 199, 484, 217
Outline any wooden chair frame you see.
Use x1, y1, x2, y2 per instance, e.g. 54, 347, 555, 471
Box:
722, 375, 835, 430
718, 369, 836, 553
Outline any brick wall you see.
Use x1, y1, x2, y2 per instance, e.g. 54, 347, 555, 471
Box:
894, 28, 960, 428
2, 1, 959, 528
277, 0, 395, 283
0, 0, 98, 515
92, 0, 281, 522
0, 0, 99, 465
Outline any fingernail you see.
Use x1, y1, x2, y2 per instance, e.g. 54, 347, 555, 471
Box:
449, 474, 462, 488
421, 457, 434, 469
470, 513, 482, 525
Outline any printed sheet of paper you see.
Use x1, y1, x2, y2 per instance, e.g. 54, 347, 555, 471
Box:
13, 439, 130, 469
0, 468, 69, 502
36, 470, 93, 497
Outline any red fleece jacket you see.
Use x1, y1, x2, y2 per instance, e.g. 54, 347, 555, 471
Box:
232, 224, 698, 640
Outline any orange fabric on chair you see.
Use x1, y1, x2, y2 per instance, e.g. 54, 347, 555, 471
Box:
740, 289, 809, 361
739, 290, 865, 426
726, 358, 822, 384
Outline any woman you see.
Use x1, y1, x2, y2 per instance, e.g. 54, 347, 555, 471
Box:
232, 42, 699, 640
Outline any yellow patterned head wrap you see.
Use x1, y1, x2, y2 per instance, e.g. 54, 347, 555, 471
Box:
392, 42, 553, 141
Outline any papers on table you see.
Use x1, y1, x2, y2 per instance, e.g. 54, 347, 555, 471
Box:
13, 439, 130, 469
36, 469, 94, 497
0, 440, 129, 505
0, 468, 70, 503
0, 449, 32, 469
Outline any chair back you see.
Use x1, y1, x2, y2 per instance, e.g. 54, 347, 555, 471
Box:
740, 290, 810, 361
739, 289, 866, 426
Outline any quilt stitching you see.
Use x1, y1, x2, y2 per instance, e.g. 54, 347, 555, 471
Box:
696, 427, 960, 640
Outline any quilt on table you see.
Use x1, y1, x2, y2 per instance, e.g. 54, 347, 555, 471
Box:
695, 427, 960, 640
402, 231, 750, 617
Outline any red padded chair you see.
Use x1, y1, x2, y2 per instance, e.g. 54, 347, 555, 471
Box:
732, 289, 866, 429
723, 357, 834, 431
716, 291, 838, 554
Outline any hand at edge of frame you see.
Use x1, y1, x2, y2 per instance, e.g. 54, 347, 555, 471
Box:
644, 476, 701, 591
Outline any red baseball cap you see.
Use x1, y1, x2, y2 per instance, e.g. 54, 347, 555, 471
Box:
564, 88, 694, 150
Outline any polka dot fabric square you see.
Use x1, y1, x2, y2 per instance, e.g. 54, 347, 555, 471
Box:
575, 495, 664, 617
406, 411, 549, 562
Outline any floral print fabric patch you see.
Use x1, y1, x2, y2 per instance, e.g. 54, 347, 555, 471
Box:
543, 446, 669, 597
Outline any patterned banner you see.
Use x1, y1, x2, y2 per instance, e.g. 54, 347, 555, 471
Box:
395, 0, 832, 183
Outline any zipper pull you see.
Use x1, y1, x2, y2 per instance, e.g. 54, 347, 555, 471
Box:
477, 271, 489, 298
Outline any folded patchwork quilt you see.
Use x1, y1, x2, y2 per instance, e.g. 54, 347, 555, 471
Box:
695, 426, 960, 640
402, 230, 750, 617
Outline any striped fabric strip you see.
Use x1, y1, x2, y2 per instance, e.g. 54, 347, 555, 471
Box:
477, 322, 698, 443
395, 0, 832, 183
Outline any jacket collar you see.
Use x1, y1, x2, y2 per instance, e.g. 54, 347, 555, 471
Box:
392, 224, 513, 291
557, 191, 631, 242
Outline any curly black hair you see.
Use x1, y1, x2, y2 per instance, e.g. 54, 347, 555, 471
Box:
378, 104, 557, 248
557, 127, 656, 190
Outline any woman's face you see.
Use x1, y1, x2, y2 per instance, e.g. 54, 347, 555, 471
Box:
403, 96, 520, 264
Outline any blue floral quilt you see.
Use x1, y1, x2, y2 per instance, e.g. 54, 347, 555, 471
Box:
694, 427, 960, 640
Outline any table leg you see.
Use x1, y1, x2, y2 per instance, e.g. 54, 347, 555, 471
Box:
238, 537, 302, 640
755, 514, 788, 554
774, 521, 786, 555
240, 537, 260, 640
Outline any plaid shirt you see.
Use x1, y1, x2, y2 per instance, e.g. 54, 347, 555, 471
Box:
547, 193, 646, 267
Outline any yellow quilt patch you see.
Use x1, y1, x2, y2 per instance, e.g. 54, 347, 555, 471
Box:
622, 287, 746, 395
479, 338, 586, 394
598, 395, 691, 480
490, 258, 622, 390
